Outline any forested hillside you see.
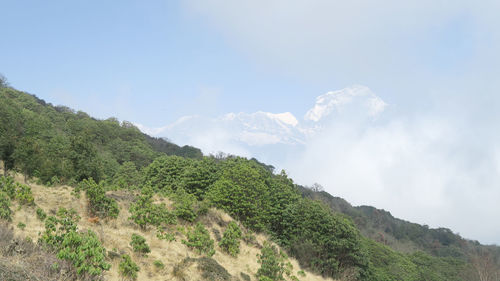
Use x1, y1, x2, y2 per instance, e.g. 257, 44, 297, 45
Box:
0, 83, 499, 281
0, 86, 201, 185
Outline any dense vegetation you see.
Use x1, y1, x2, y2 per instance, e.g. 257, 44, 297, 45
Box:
0, 86, 201, 185
0, 83, 498, 280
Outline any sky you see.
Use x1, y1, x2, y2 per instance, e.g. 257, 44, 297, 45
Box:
2, 0, 500, 245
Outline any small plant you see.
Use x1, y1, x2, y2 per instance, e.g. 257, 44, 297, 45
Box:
130, 234, 150, 254
297, 270, 306, 277
51, 262, 60, 272
0, 192, 12, 221
119, 254, 140, 281
17, 222, 26, 230
153, 259, 165, 269
219, 221, 242, 257
36, 207, 47, 221
182, 222, 215, 257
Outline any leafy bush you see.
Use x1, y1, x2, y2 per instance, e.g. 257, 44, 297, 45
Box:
130, 233, 150, 254
257, 242, 292, 281
40, 208, 110, 278
182, 222, 215, 257
57, 230, 110, 276
17, 222, 26, 230
41, 207, 80, 247
172, 187, 198, 222
0, 176, 16, 198
14, 182, 35, 205
80, 179, 119, 219
129, 187, 176, 230
0, 191, 12, 221
219, 221, 242, 257
36, 207, 47, 221
119, 254, 140, 280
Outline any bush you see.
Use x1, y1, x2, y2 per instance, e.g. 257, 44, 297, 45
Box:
17, 222, 26, 230
14, 182, 35, 205
182, 222, 215, 257
57, 230, 110, 277
81, 179, 119, 219
257, 242, 292, 281
130, 234, 150, 254
36, 207, 47, 221
41, 207, 80, 248
129, 187, 176, 230
0, 176, 16, 199
40, 208, 110, 278
119, 254, 140, 280
219, 221, 242, 257
172, 187, 198, 222
0, 192, 12, 221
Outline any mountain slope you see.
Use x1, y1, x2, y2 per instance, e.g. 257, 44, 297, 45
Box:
1, 84, 498, 280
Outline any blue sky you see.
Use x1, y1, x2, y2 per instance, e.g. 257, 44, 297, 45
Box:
1, 0, 323, 126
3, 1, 500, 244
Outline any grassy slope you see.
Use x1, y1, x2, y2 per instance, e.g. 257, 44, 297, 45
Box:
7, 172, 334, 281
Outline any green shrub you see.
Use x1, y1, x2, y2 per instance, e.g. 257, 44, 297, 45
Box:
17, 222, 26, 230
172, 187, 198, 222
14, 182, 35, 205
0, 192, 12, 221
119, 254, 140, 280
0, 176, 16, 199
153, 260, 164, 269
40, 207, 110, 277
257, 242, 291, 281
81, 179, 119, 219
41, 207, 80, 248
130, 234, 150, 254
219, 221, 242, 257
182, 222, 215, 257
36, 207, 47, 221
57, 230, 110, 277
129, 187, 176, 230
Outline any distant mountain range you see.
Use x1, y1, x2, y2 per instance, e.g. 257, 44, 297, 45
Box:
136, 85, 387, 156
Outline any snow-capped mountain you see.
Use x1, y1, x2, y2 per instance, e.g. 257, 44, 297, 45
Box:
135, 86, 386, 156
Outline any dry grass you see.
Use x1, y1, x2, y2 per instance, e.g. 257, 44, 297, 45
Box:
5, 173, 337, 281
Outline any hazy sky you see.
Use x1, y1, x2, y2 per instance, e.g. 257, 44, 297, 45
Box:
2, 1, 500, 244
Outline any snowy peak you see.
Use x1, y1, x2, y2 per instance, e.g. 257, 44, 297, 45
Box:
305, 86, 387, 122
136, 86, 387, 150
